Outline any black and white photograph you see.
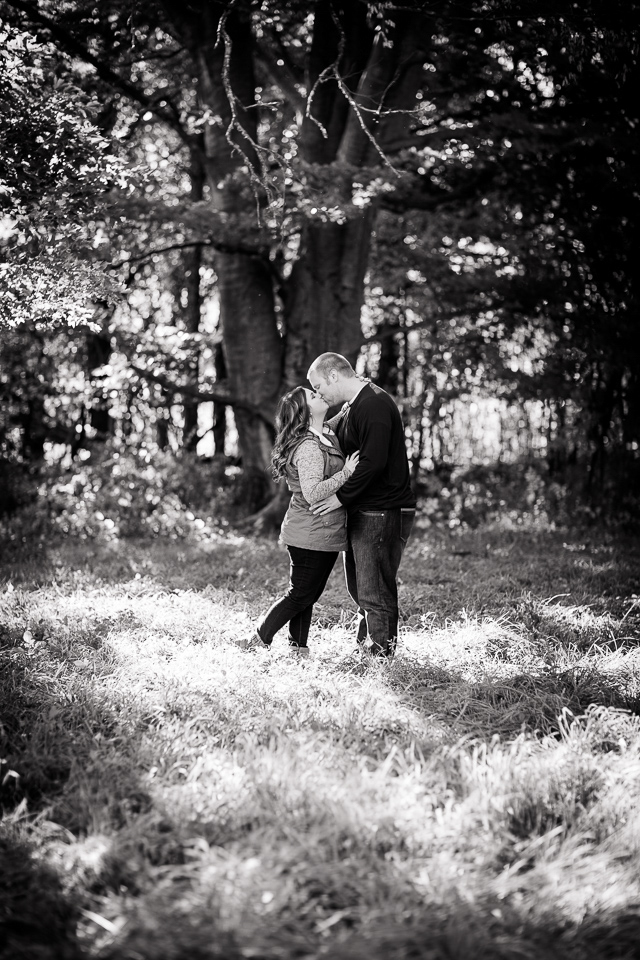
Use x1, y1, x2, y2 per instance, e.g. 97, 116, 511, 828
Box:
1, 1, 639, 957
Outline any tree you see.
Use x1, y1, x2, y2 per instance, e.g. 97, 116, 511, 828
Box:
2, 0, 638, 511
0, 21, 128, 485
1, 0, 435, 508
361, 1, 640, 497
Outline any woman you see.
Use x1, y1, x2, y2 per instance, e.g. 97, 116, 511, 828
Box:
235, 386, 358, 657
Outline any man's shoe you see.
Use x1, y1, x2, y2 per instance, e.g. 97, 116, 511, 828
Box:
234, 633, 270, 651
364, 641, 393, 660
288, 646, 310, 658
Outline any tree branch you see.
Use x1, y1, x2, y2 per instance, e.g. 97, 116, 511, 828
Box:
130, 364, 275, 428
215, 7, 281, 209
109, 237, 271, 270
381, 166, 499, 213
4, 0, 193, 148
254, 41, 306, 121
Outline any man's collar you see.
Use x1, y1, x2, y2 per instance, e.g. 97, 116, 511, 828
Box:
343, 379, 369, 409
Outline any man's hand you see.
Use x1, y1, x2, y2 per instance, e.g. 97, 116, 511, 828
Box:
310, 493, 342, 516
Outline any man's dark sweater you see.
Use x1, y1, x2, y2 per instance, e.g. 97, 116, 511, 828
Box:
334, 383, 416, 513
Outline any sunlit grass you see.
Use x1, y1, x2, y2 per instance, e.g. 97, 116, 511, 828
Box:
1, 526, 640, 958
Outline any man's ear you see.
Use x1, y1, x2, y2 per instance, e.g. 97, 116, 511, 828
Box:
329, 369, 338, 382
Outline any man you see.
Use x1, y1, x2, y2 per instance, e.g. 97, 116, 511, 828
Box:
307, 352, 416, 658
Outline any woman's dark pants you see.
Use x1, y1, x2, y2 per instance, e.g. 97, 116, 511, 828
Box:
256, 546, 338, 647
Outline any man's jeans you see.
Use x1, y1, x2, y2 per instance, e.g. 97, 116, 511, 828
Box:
344, 507, 415, 658
257, 546, 338, 647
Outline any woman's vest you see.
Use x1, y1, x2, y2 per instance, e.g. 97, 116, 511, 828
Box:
279, 431, 348, 551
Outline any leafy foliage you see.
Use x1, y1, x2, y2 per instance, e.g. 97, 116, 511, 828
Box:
0, 24, 123, 327
0, 1, 639, 510
0, 444, 235, 543
363, 2, 640, 496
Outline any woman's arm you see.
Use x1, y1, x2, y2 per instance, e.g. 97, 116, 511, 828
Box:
293, 440, 353, 504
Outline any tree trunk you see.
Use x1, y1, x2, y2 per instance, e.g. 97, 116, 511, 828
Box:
212, 341, 227, 459
156, 391, 170, 451
374, 318, 402, 394
20, 395, 47, 460
282, 212, 373, 384
159, 1, 426, 513
181, 150, 205, 452
86, 309, 114, 442
216, 249, 282, 507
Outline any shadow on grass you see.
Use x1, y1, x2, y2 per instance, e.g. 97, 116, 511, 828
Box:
0, 633, 254, 958
0, 637, 149, 820
0, 644, 161, 952
325, 651, 640, 743
399, 526, 640, 627
0, 645, 251, 959
394, 665, 640, 740
0, 829, 82, 960
316, 899, 640, 960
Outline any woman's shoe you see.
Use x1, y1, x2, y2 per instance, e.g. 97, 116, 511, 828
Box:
234, 633, 270, 651
288, 646, 310, 658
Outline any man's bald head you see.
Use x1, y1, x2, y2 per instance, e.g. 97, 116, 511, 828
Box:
308, 353, 360, 406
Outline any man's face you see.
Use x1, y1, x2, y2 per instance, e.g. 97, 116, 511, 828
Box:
308, 369, 340, 405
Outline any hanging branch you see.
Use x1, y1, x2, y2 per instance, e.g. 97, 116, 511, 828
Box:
215, 5, 283, 211
130, 364, 275, 428
305, 8, 405, 175
304, 17, 346, 142
109, 237, 269, 270
330, 7, 402, 173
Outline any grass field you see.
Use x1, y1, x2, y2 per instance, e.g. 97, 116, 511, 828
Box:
1, 518, 640, 959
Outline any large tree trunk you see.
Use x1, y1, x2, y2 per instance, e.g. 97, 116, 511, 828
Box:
164, 1, 283, 509
161, 1, 426, 513
216, 249, 282, 506
283, 9, 427, 385
283, 213, 373, 384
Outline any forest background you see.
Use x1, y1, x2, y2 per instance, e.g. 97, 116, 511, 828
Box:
1, 2, 640, 959
1, 0, 638, 535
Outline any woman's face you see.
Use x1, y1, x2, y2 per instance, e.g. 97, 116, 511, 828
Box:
304, 387, 329, 419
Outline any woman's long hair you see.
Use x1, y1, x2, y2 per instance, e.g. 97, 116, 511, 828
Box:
270, 386, 311, 481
